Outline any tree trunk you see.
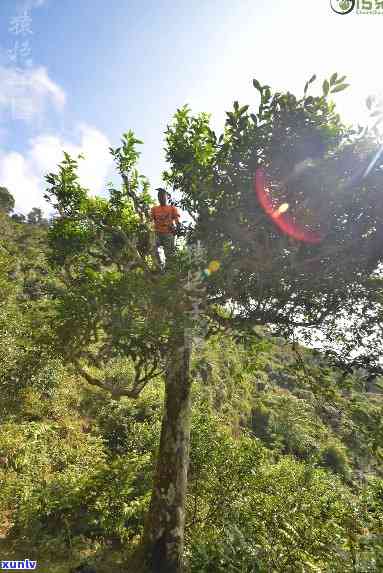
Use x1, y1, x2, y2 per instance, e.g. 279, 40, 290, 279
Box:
143, 329, 192, 573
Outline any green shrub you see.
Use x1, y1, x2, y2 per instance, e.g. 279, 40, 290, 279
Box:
96, 386, 162, 456
249, 391, 327, 460
320, 442, 351, 478
11, 454, 151, 549
0, 419, 106, 546
186, 412, 366, 573
250, 404, 270, 442
358, 478, 383, 571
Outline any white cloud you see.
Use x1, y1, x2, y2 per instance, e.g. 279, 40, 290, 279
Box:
0, 125, 113, 215
0, 151, 41, 214
0, 66, 66, 123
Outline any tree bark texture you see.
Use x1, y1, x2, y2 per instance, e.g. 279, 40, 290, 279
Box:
143, 330, 192, 573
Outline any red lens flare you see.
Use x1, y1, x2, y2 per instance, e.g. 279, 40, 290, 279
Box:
254, 168, 323, 244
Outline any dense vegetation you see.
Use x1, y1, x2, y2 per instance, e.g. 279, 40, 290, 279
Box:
1, 74, 383, 572
0, 206, 382, 572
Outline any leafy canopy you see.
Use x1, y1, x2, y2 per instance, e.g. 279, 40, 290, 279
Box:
44, 74, 383, 396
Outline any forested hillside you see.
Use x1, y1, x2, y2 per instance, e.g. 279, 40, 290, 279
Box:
4, 0, 383, 568
0, 204, 382, 572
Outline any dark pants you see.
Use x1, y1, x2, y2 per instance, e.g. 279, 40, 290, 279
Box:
155, 232, 175, 265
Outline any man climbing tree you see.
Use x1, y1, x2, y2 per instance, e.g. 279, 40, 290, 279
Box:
150, 188, 181, 267
44, 75, 383, 573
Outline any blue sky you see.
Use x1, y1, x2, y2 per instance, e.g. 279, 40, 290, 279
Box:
0, 0, 382, 215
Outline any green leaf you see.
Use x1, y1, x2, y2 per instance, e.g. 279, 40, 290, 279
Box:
370, 110, 382, 117
252, 79, 262, 92
239, 105, 249, 115
336, 75, 347, 84
263, 87, 271, 103
322, 80, 330, 97
330, 83, 350, 94
304, 76, 316, 95
330, 73, 338, 86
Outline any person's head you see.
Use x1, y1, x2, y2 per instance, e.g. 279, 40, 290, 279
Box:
157, 188, 167, 206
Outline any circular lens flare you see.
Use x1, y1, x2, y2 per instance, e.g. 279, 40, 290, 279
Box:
254, 168, 323, 244
200, 260, 221, 280
273, 203, 289, 218
208, 260, 221, 273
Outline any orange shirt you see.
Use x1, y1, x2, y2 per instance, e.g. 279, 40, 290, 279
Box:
150, 205, 180, 234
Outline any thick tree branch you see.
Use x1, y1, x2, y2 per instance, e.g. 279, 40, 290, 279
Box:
73, 358, 116, 394
73, 358, 163, 400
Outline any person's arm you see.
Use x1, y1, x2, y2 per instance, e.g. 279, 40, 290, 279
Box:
173, 207, 181, 229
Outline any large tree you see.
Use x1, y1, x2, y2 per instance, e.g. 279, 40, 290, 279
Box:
44, 75, 383, 572
0, 187, 15, 214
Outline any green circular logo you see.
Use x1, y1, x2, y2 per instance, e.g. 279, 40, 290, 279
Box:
330, 0, 355, 14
